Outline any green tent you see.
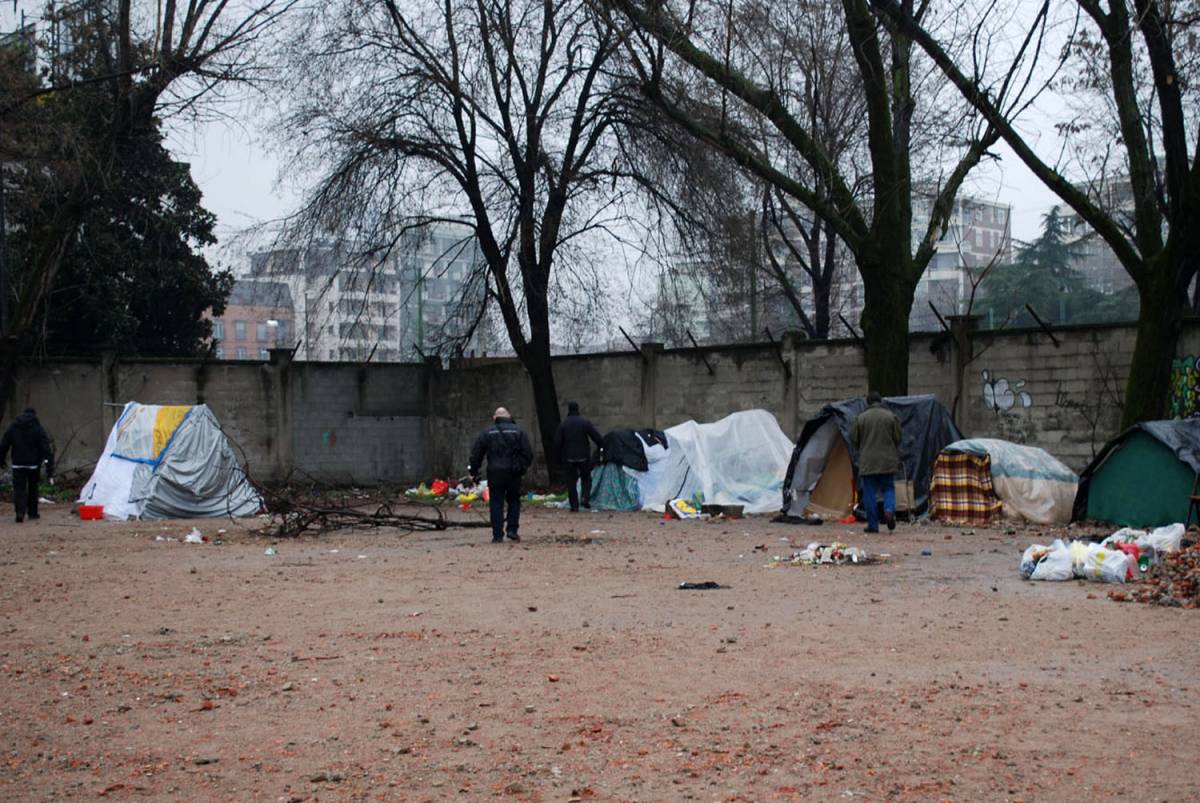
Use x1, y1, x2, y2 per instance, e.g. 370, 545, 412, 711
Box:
1073, 420, 1200, 528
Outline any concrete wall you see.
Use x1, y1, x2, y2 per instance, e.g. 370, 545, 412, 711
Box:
9, 321, 1199, 483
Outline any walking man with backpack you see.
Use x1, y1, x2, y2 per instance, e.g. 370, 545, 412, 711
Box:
553, 401, 604, 512
1, 408, 55, 523
469, 407, 534, 543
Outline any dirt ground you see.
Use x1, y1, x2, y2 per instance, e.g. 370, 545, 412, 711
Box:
1, 502, 1198, 802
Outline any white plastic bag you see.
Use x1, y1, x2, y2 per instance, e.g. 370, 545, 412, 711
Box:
1081, 543, 1129, 584
184, 528, 203, 544
1145, 523, 1184, 554
1031, 540, 1074, 581
1108, 527, 1147, 544
1020, 540, 1074, 581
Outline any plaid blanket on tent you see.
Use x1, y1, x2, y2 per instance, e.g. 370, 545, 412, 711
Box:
930, 451, 1002, 525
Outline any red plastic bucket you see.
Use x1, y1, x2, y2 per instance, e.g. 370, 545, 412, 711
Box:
78, 505, 104, 520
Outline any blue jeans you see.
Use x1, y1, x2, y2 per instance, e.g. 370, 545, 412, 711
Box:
861, 473, 895, 531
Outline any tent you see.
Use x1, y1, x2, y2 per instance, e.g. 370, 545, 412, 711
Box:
79, 402, 262, 520
781, 395, 961, 519
931, 438, 1078, 525
589, 410, 795, 514
1072, 419, 1200, 527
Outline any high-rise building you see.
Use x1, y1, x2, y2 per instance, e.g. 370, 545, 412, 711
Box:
908, 193, 1013, 330
205, 280, 294, 360
398, 222, 488, 359
1061, 180, 1137, 295
248, 241, 401, 362
247, 224, 486, 362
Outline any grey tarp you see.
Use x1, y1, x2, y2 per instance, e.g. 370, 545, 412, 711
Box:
80, 403, 262, 520
133, 407, 261, 518
782, 394, 962, 517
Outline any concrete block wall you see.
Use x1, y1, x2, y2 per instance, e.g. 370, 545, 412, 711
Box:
9, 320, 1199, 484
290, 362, 428, 483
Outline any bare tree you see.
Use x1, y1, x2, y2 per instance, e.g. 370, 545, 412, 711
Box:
873, 0, 1200, 426
602, 0, 1003, 394
279, 0, 642, 475
0, 0, 292, 419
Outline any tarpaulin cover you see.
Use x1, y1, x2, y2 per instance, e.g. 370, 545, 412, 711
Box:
600, 429, 667, 471
629, 410, 794, 515
1073, 419, 1200, 527
943, 438, 1078, 524
588, 462, 641, 511
79, 402, 262, 520
782, 395, 961, 517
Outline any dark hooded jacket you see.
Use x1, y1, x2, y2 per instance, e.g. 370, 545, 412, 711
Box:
469, 417, 534, 476
1, 410, 54, 474
553, 402, 603, 463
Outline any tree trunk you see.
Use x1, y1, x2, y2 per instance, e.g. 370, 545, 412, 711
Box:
1121, 262, 1182, 428
0, 337, 19, 427
858, 265, 913, 395
519, 346, 565, 484
812, 275, 832, 339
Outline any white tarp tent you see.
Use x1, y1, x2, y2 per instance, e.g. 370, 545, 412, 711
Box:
629, 409, 794, 514
79, 402, 262, 520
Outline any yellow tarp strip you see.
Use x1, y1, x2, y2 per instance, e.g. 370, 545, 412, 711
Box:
152, 406, 191, 460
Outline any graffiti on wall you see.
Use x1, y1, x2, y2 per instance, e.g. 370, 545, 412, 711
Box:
982, 369, 1033, 413
1169, 355, 1200, 419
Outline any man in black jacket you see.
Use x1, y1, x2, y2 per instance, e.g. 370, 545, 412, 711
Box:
1, 408, 55, 523
553, 401, 604, 512
469, 407, 534, 543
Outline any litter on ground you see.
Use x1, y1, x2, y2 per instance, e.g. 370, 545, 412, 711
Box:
766, 542, 877, 567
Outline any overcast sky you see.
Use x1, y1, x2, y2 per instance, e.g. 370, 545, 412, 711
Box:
5, 1, 1070, 272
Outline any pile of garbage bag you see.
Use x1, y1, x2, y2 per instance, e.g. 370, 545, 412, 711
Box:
1020, 523, 1185, 584
768, 542, 873, 567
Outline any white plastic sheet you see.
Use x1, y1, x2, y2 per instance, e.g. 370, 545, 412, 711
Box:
630, 410, 794, 515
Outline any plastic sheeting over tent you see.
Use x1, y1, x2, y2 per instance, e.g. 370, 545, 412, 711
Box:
1072, 419, 1200, 527
934, 439, 1078, 524
588, 410, 794, 515
79, 403, 262, 520
782, 395, 961, 518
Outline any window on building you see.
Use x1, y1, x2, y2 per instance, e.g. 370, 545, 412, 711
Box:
215, 346, 225, 359
256, 321, 268, 342
259, 348, 270, 359
276, 320, 290, 343
234, 320, 246, 340
212, 320, 225, 340
236, 346, 248, 359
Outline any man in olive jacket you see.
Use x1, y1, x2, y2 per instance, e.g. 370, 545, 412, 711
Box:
850, 391, 902, 533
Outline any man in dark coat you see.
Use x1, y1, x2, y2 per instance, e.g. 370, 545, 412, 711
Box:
1, 408, 55, 523
850, 391, 902, 533
469, 407, 534, 543
553, 401, 604, 512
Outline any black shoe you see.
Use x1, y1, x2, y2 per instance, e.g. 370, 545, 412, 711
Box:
491, 536, 504, 543
506, 533, 521, 542
863, 526, 878, 534
28, 513, 39, 520
14, 516, 23, 523
884, 512, 896, 531
582, 502, 591, 509
569, 507, 579, 513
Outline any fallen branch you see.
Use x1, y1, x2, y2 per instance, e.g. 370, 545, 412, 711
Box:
252, 481, 490, 537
